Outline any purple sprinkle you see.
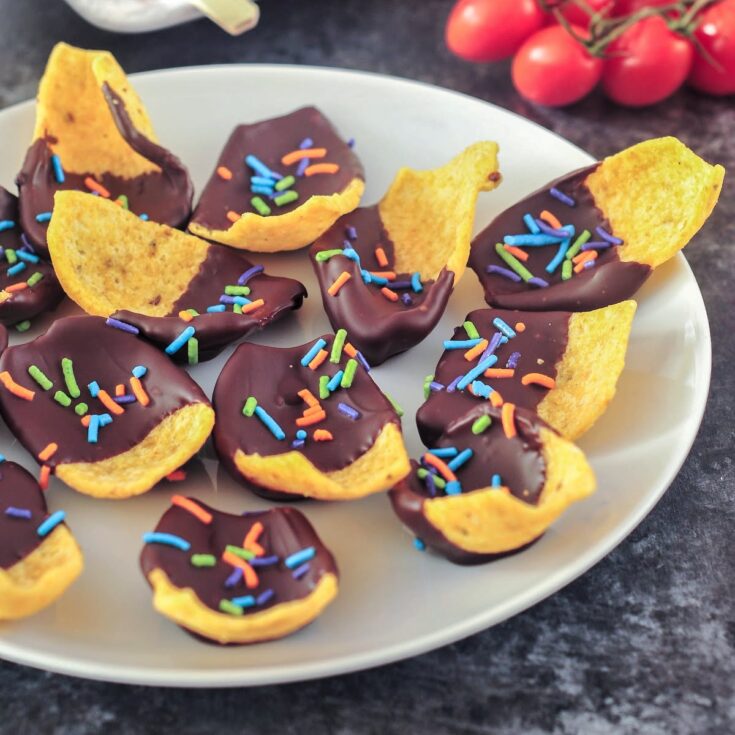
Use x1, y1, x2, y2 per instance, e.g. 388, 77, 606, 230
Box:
429, 381, 444, 392
338, 402, 361, 420
486, 264, 522, 283
20, 233, 36, 253
535, 219, 572, 238
425, 472, 437, 497
347, 137, 355, 148
355, 351, 371, 372
250, 555, 279, 567
5, 507, 32, 519
224, 567, 243, 588
296, 158, 310, 177
292, 562, 310, 579
291, 439, 305, 449
446, 375, 462, 393
401, 293, 413, 306
113, 394, 137, 404
257, 588, 275, 606
549, 187, 576, 207
580, 240, 612, 251
480, 331, 506, 363
105, 317, 139, 335
390, 280, 413, 290
528, 277, 549, 288
584, 259, 597, 269
237, 265, 264, 285
219, 295, 244, 305
299, 137, 314, 149
346, 225, 357, 240
0, 247, 4, 258
506, 351, 521, 369
595, 225, 623, 245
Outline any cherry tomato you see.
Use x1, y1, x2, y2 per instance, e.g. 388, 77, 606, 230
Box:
602, 16, 693, 106
689, 0, 735, 96
613, 0, 672, 15
445, 0, 546, 62
512, 25, 603, 106
562, 0, 615, 27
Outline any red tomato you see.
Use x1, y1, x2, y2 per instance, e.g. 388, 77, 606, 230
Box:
613, 0, 672, 15
562, 0, 615, 27
602, 16, 693, 106
689, 0, 735, 96
512, 25, 603, 106
445, 0, 546, 62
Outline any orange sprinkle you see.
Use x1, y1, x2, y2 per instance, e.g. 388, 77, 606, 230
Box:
572, 251, 597, 265
343, 343, 358, 358
178, 310, 194, 322
303, 404, 324, 417
423, 453, 458, 482
130, 377, 150, 407
84, 177, 110, 198
521, 372, 556, 389
328, 271, 352, 296
38, 442, 58, 462
501, 402, 517, 439
485, 368, 515, 379
298, 389, 320, 408
503, 244, 529, 262
308, 349, 329, 370
226, 210, 241, 223
374, 246, 389, 268
222, 551, 259, 588
539, 210, 562, 230
304, 163, 340, 176
281, 147, 327, 166
313, 429, 334, 441
0, 372, 34, 401
217, 166, 233, 180
296, 410, 327, 427
243, 521, 263, 549
6, 283, 27, 293
81, 415, 91, 427
515, 322, 526, 333
39, 465, 51, 491
240, 298, 265, 314
380, 287, 398, 302
370, 271, 396, 280
171, 495, 213, 524
115, 383, 126, 397
166, 470, 187, 482
97, 389, 124, 415
464, 339, 489, 362
489, 390, 504, 408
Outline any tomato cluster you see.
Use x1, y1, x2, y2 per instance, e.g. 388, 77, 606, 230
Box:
445, 0, 735, 106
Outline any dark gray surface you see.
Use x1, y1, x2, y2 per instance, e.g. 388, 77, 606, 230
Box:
0, 1, 733, 732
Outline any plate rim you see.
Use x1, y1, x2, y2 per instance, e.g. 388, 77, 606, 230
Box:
0, 63, 713, 687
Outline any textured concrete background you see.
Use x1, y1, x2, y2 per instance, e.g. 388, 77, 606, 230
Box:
0, 1, 733, 732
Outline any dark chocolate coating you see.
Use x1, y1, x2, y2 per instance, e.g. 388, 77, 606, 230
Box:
112, 245, 306, 363
140, 501, 338, 621
416, 307, 571, 445
469, 165, 651, 311
0, 460, 67, 569
0, 325, 7, 355
213, 334, 401, 494
391, 403, 548, 565
0, 188, 64, 326
16, 85, 193, 255
310, 205, 454, 366
0, 315, 210, 468
190, 106, 363, 230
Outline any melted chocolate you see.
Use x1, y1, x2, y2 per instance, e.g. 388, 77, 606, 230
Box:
140, 501, 338, 620
0, 188, 63, 326
469, 166, 651, 311
310, 205, 454, 366
17, 85, 193, 255
0, 461, 64, 569
213, 334, 401, 495
416, 308, 571, 445
0, 316, 209, 468
190, 107, 363, 230
391, 403, 548, 565
112, 245, 306, 363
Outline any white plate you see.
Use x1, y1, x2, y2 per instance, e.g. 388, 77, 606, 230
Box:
0, 65, 711, 687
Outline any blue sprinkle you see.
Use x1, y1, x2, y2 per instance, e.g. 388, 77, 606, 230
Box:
35, 212, 52, 223
16, 250, 40, 264
251, 185, 274, 196
87, 381, 100, 397
549, 187, 576, 207
0, 454, 5, 463
230, 595, 256, 608
429, 447, 458, 458
292, 562, 310, 579
457, 355, 498, 391
337, 402, 360, 420
369, 273, 389, 286
503, 234, 563, 247
251, 175, 275, 187
327, 371, 344, 392
51, 154, 65, 184
142, 532, 191, 551
523, 213, 540, 234
341, 246, 360, 263
545, 238, 571, 274
245, 154, 278, 179
360, 269, 372, 284
470, 380, 492, 399
219, 295, 251, 306
139, 214, 149, 221
300, 338, 328, 366
257, 588, 275, 606
98, 413, 112, 427
491, 474, 502, 487
443, 338, 482, 350
445, 481, 462, 496
7, 262, 26, 276
492, 317, 516, 339
206, 304, 227, 313
87, 414, 100, 443
37, 511, 66, 538
105, 317, 139, 335
411, 272, 423, 293
224, 567, 243, 588
413, 537, 426, 551
284, 546, 316, 569
5, 507, 32, 519
250, 555, 279, 567
238, 265, 264, 285
0, 220, 15, 232
295, 429, 307, 440
165, 325, 196, 355
132, 365, 147, 379
447, 448, 473, 471
253, 405, 286, 440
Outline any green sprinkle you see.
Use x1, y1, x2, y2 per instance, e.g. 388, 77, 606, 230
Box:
115, 194, 129, 210
315, 249, 343, 263
186, 308, 199, 317
27, 272, 44, 287
494, 243, 533, 283
463, 321, 480, 340
561, 260, 573, 281
566, 229, 591, 261
191, 553, 217, 568
233, 303, 243, 314
187, 337, 199, 365
15, 320, 31, 332
219, 600, 243, 616
251, 196, 271, 216
27, 365, 53, 390
242, 396, 258, 417
54, 390, 71, 407
274, 175, 295, 192
5, 249, 17, 265
417, 467, 446, 489
385, 391, 404, 417
423, 374, 434, 400
471, 415, 492, 434
224, 285, 251, 296
61, 357, 80, 398
319, 375, 330, 400
225, 545, 255, 560
274, 190, 298, 207
341, 359, 358, 388
330, 329, 347, 363
74, 402, 88, 416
